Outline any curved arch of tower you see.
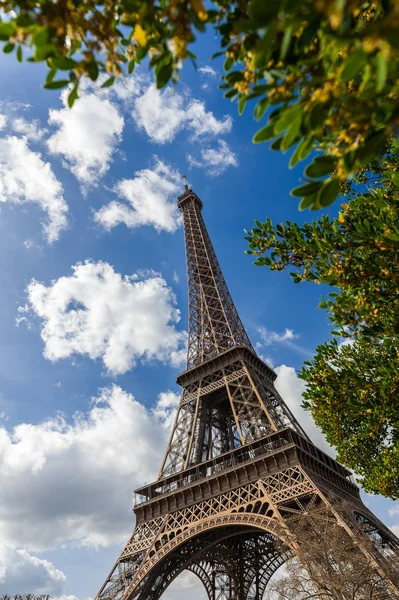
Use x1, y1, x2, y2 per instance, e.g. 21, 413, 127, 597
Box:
95, 186, 399, 600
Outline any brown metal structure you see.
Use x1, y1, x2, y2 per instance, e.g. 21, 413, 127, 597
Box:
96, 185, 399, 600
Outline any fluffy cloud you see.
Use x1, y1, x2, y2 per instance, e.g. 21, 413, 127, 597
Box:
187, 140, 238, 176
198, 65, 217, 78
164, 571, 207, 600
94, 159, 182, 233
11, 117, 47, 141
23, 261, 187, 375
0, 136, 68, 243
132, 84, 232, 144
258, 327, 298, 346
47, 88, 124, 190
0, 544, 67, 595
274, 364, 334, 456
0, 385, 175, 552
0, 114, 6, 130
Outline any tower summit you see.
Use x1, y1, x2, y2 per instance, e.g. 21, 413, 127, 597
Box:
96, 187, 399, 600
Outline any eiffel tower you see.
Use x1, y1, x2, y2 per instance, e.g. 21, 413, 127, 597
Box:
96, 184, 399, 600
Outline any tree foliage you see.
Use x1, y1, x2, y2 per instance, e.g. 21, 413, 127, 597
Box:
246, 146, 399, 498
266, 502, 399, 599
300, 338, 399, 499
246, 147, 399, 340
0, 0, 398, 206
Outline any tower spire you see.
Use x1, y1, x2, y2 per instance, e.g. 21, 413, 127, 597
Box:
177, 185, 254, 370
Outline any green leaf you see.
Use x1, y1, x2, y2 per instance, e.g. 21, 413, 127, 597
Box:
291, 181, 323, 198
249, 0, 280, 26
223, 56, 233, 72
298, 193, 317, 210
68, 84, 79, 108
0, 22, 16, 37
16, 14, 35, 27
317, 177, 340, 207
280, 25, 293, 60
16, 45, 22, 62
238, 95, 246, 115
253, 123, 275, 143
46, 68, 56, 83
270, 137, 283, 150
156, 63, 173, 89
356, 131, 387, 165
375, 50, 387, 93
254, 97, 269, 121
281, 115, 302, 151
305, 156, 338, 178
52, 56, 78, 70
101, 76, 115, 88
43, 80, 70, 90
254, 19, 277, 68
33, 28, 52, 47
87, 61, 99, 81
3, 42, 15, 53
289, 136, 314, 169
274, 103, 302, 134
339, 49, 367, 82
309, 103, 326, 130
128, 59, 135, 74
35, 44, 57, 61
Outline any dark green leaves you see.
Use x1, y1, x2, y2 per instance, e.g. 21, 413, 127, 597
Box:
376, 50, 388, 92
318, 177, 340, 207
290, 175, 340, 210
304, 155, 338, 178
249, 0, 280, 26
291, 180, 323, 198
67, 84, 79, 108
0, 22, 16, 38
253, 123, 275, 143
87, 61, 99, 81
52, 57, 78, 70
101, 76, 115, 88
43, 80, 70, 90
156, 63, 173, 89
3, 42, 15, 53
339, 49, 367, 82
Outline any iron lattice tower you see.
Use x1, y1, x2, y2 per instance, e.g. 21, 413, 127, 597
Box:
96, 186, 399, 600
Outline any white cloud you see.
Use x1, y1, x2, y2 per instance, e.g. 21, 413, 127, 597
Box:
198, 65, 217, 78
388, 504, 399, 517
258, 326, 298, 346
0, 544, 67, 595
391, 525, 399, 538
163, 571, 207, 600
0, 385, 174, 552
11, 117, 47, 141
132, 84, 232, 144
94, 159, 182, 233
187, 139, 238, 176
23, 261, 187, 375
274, 364, 335, 457
0, 114, 6, 130
47, 88, 124, 190
0, 136, 68, 243
153, 390, 180, 431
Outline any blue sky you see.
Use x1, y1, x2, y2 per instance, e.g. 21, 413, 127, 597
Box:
0, 30, 397, 600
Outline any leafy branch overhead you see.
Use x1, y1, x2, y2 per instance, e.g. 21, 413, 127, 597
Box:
0, 0, 398, 207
